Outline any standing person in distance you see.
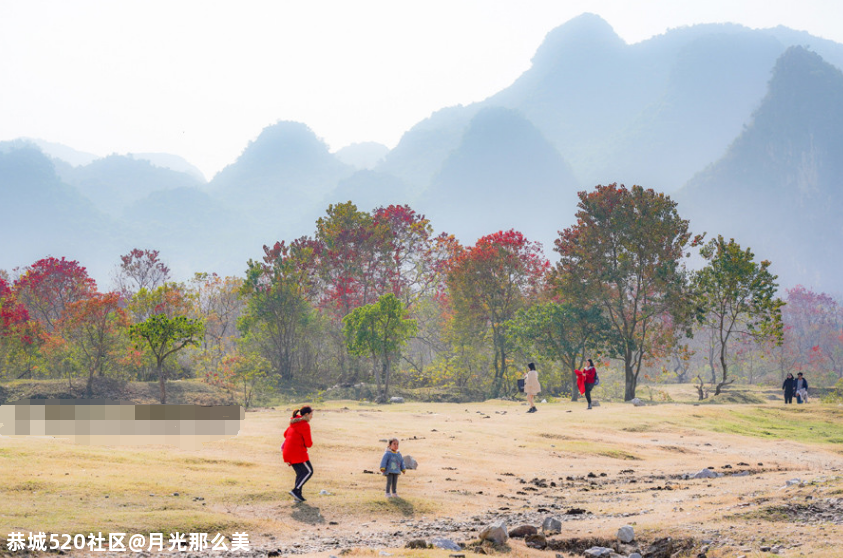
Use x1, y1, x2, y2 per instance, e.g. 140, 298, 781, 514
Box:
794, 372, 809, 404
782, 373, 796, 404
283, 406, 314, 502
524, 362, 541, 413
380, 438, 406, 498
583, 359, 597, 410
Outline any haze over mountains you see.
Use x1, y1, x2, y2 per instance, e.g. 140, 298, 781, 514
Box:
3, 13, 843, 292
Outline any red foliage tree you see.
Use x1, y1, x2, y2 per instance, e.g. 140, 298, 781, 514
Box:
13, 257, 97, 332
445, 229, 549, 397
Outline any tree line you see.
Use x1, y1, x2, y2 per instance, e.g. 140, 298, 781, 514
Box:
2, 184, 840, 405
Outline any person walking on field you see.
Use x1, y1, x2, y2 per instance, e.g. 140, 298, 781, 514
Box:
794, 372, 809, 404
283, 406, 314, 502
582, 359, 597, 410
380, 438, 406, 498
782, 373, 796, 404
524, 362, 541, 413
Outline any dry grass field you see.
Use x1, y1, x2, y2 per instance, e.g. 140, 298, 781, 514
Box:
1, 395, 842, 557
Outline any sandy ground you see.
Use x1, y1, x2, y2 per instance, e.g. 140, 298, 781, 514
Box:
3, 398, 841, 558
234, 400, 843, 557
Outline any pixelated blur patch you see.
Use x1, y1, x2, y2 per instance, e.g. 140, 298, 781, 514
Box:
0, 399, 244, 449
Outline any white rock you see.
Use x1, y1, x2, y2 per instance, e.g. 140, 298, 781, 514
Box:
479, 520, 508, 545
390, 396, 405, 403
617, 525, 635, 543
631, 398, 645, 406
583, 547, 614, 557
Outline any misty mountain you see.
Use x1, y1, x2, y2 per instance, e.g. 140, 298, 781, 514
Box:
678, 47, 843, 291
334, 142, 390, 170
57, 154, 205, 218
419, 107, 579, 247
122, 187, 248, 279
130, 153, 206, 182
22, 138, 100, 167
376, 14, 843, 195
208, 121, 354, 242
4, 14, 843, 291
0, 147, 121, 282
326, 170, 413, 214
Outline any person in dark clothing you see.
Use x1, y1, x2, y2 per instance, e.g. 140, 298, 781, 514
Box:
782, 373, 795, 404
283, 406, 314, 502
794, 373, 809, 404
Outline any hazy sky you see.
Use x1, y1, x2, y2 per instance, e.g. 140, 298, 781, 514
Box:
1, 0, 841, 180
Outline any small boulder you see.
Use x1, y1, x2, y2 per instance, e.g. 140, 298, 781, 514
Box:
390, 396, 405, 404
631, 398, 645, 407
617, 525, 635, 543
431, 538, 461, 551
404, 455, 419, 470
583, 547, 615, 557
479, 520, 508, 545
524, 533, 547, 549
542, 516, 562, 534
693, 468, 719, 479
508, 525, 537, 538
404, 539, 428, 549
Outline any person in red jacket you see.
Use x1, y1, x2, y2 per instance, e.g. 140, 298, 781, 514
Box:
283, 406, 314, 502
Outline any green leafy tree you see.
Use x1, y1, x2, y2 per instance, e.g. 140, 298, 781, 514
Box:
692, 235, 784, 394
554, 184, 697, 401
129, 314, 204, 403
239, 239, 318, 383
445, 230, 548, 398
508, 301, 608, 400
343, 293, 417, 402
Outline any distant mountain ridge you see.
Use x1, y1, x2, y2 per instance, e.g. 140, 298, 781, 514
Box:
679, 46, 843, 291
3, 14, 843, 292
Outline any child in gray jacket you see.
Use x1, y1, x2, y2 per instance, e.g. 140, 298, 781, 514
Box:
379, 438, 405, 498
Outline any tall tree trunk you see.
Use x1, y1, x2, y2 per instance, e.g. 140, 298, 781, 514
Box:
158, 359, 167, 404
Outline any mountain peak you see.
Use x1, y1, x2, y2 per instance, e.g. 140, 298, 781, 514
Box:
531, 13, 624, 68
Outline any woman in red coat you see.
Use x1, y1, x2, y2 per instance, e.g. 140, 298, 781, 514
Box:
283, 406, 314, 502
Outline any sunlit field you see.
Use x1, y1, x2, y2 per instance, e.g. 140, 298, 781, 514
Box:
1, 393, 842, 557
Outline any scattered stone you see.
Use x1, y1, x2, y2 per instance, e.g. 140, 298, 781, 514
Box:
404, 455, 419, 470
583, 546, 615, 557
319, 489, 332, 495
404, 539, 428, 549
479, 520, 508, 545
389, 397, 404, 403
785, 478, 803, 487
525, 533, 547, 549
692, 468, 720, 479
542, 516, 562, 534
617, 525, 635, 543
432, 538, 461, 551
508, 525, 537, 538
629, 554, 642, 558
363, 470, 375, 474
566, 508, 588, 515
631, 398, 645, 406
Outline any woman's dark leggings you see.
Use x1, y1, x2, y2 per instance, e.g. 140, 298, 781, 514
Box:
584, 383, 594, 406
291, 461, 313, 493
386, 473, 399, 494
784, 392, 793, 404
